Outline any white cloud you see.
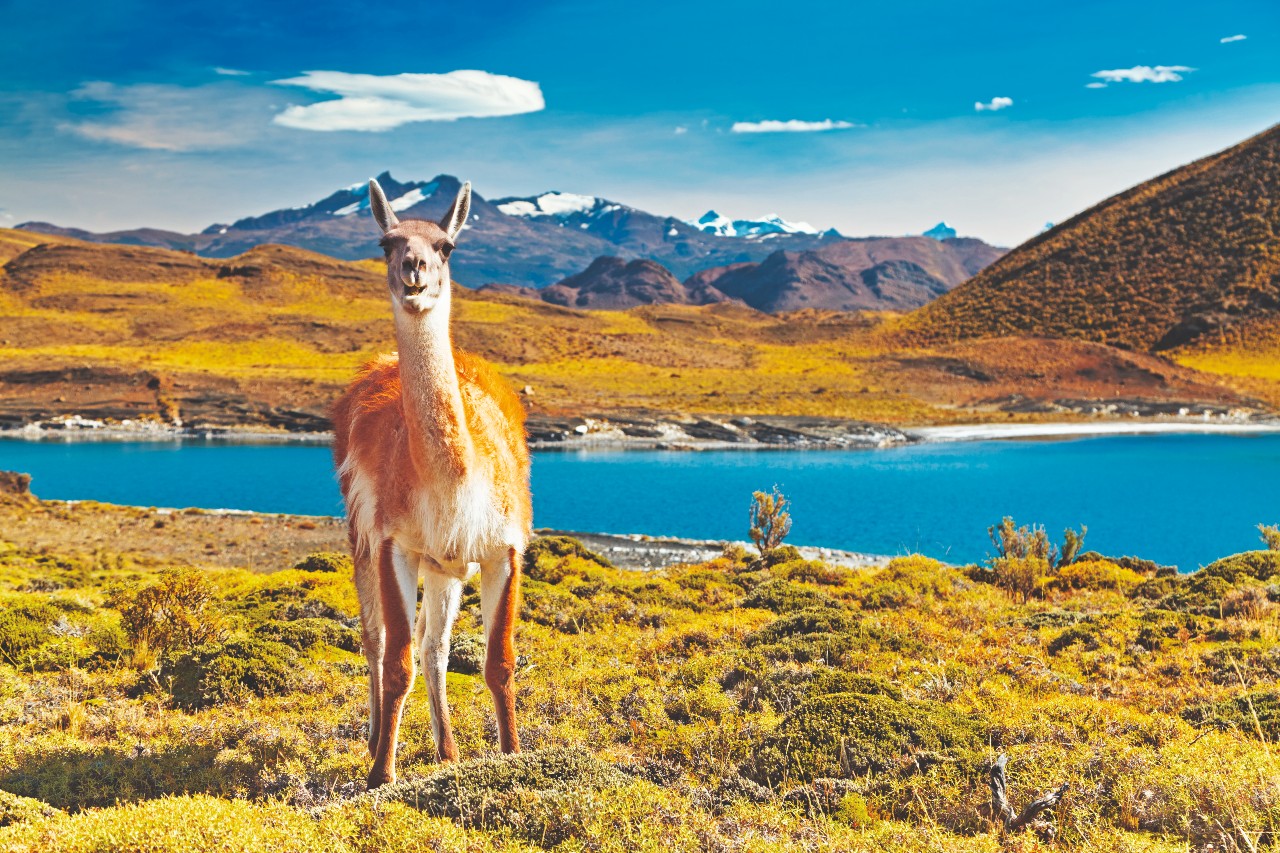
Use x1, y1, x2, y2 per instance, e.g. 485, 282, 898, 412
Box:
270, 69, 544, 132
730, 119, 857, 134
1085, 82, 1108, 89
1091, 65, 1195, 84
60, 81, 273, 151
674, 126, 688, 135
1220, 34, 1247, 43
974, 96, 1013, 112
214, 67, 250, 76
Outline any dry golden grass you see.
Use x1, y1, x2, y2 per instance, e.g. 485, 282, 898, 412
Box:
0, 228, 1260, 428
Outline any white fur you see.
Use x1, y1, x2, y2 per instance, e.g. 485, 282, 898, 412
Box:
418, 570, 463, 750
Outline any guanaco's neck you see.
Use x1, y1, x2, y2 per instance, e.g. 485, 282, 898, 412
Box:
393, 287, 473, 478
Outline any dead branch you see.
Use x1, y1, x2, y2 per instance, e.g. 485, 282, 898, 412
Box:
983, 753, 1069, 841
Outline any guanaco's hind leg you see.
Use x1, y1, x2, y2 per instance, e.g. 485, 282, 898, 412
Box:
367, 540, 418, 789
351, 532, 384, 758
481, 546, 522, 753
418, 566, 463, 762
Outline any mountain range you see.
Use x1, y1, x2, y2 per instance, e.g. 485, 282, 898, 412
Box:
19, 174, 1002, 300
495, 235, 1004, 313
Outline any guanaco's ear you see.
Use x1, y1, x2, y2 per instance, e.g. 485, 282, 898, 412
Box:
441, 181, 471, 243
368, 179, 399, 234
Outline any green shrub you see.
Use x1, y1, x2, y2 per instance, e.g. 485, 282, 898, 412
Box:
255, 618, 360, 653
167, 635, 296, 709
774, 558, 852, 586
1258, 524, 1280, 551
807, 669, 903, 701
522, 536, 613, 582
1049, 559, 1144, 593
291, 552, 353, 574
1198, 550, 1280, 586
0, 601, 58, 666
747, 691, 982, 784
447, 631, 486, 675
745, 608, 919, 663
741, 579, 841, 613
1182, 690, 1280, 741
0, 790, 61, 827
359, 746, 633, 844
859, 582, 911, 610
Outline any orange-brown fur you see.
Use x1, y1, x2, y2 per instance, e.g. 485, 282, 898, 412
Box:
329, 179, 531, 788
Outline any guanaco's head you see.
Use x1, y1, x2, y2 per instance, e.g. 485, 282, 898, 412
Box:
368, 178, 471, 316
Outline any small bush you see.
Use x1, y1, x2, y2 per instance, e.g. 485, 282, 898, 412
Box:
753, 544, 802, 569
1259, 524, 1280, 551
745, 608, 919, 663
168, 635, 296, 708
447, 631, 486, 675
741, 579, 841, 613
1220, 584, 1273, 620
1182, 690, 1280, 741
747, 691, 982, 784
0, 789, 61, 827
109, 569, 227, 654
0, 601, 58, 666
774, 558, 851, 586
749, 487, 792, 555
523, 536, 613, 582
255, 618, 360, 653
291, 552, 352, 574
1198, 550, 1280, 586
989, 517, 1055, 563
362, 746, 629, 842
989, 555, 1052, 603
1049, 559, 1144, 593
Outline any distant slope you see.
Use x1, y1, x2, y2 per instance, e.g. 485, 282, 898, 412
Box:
686, 237, 1004, 312
540, 257, 733, 310
19, 173, 1005, 291
0, 229, 1253, 430
904, 122, 1280, 351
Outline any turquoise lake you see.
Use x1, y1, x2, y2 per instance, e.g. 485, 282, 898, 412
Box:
0, 433, 1276, 569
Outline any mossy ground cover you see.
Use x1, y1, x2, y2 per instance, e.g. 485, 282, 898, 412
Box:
1, 511, 1279, 852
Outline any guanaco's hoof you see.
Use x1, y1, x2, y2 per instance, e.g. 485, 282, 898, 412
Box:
366, 770, 395, 789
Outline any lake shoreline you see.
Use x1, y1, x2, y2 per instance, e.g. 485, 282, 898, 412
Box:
4, 411, 1279, 449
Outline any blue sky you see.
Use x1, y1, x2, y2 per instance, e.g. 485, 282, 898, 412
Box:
1, 0, 1277, 245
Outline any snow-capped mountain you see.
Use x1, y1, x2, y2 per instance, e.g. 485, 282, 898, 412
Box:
686, 210, 828, 238
20, 173, 1001, 291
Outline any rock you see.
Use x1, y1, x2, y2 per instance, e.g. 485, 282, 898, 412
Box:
0, 471, 33, 498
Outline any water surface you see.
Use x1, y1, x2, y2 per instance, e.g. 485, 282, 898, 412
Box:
1, 434, 1275, 568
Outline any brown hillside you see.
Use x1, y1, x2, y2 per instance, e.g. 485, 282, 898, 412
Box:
904, 122, 1280, 352
0, 228, 1255, 430
688, 237, 1003, 313
540, 256, 732, 309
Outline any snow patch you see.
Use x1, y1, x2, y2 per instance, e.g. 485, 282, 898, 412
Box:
496, 200, 539, 216
332, 198, 368, 216
389, 187, 427, 212
685, 209, 819, 238
497, 191, 599, 218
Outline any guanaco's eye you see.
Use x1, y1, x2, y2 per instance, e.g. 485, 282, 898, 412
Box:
440, 243, 454, 259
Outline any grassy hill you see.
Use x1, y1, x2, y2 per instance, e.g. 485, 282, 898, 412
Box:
0, 229, 1252, 429
1, 492, 1279, 851
902, 122, 1280, 353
